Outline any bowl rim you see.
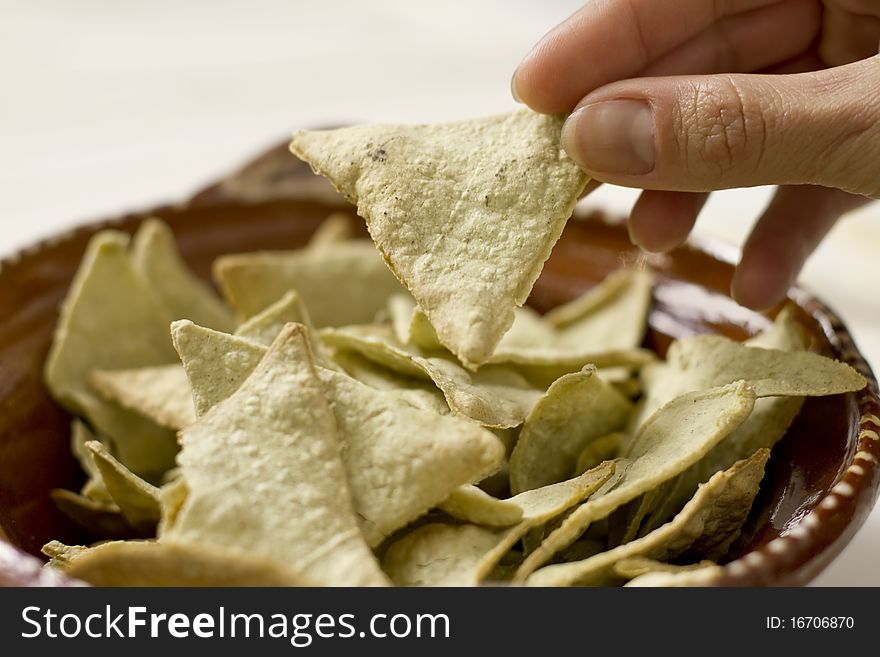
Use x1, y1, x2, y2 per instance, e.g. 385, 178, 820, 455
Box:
0, 202, 878, 588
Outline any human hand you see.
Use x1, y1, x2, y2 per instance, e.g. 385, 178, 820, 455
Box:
512, 0, 880, 309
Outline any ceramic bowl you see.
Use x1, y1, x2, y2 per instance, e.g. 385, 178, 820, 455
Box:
1, 145, 877, 586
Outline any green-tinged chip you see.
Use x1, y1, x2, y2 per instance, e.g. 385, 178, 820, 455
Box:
234, 290, 324, 361
613, 557, 717, 580
509, 366, 633, 493
131, 218, 236, 331
291, 110, 588, 368
44, 231, 179, 479
526, 449, 767, 586
86, 441, 161, 533
214, 240, 407, 325
308, 212, 355, 248
438, 485, 523, 528
171, 320, 266, 416
514, 382, 757, 580
624, 563, 724, 587
381, 462, 615, 586
574, 432, 624, 476
70, 420, 112, 502
90, 364, 195, 431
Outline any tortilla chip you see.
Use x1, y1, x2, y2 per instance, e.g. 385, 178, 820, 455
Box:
308, 212, 355, 247
69, 420, 112, 502
526, 449, 767, 585
90, 364, 196, 430
330, 349, 451, 414
387, 294, 445, 351
234, 290, 312, 345
321, 325, 544, 428
174, 320, 497, 544
438, 485, 523, 528
214, 240, 406, 325
157, 477, 189, 537
290, 110, 588, 368
131, 218, 235, 331
319, 369, 504, 545
383, 524, 507, 586
574, 432, 624, 476
629, 309, 863, 534
514, 382, 757, 580
545, 269, 653, 345
381, 462, 615, 586
50, 489, 143, 539
54, 540, 310, 587
44, 231, 179, 478
164, 324, 388, 586
41, 540, 88, 570
632, 325, 863, 432
482, 269, 653, 370
624, 563, 723, 586
509, 366, 633, 493
613, 557, 717, 580
171, 320, 267, 416
86, 441, 161, 533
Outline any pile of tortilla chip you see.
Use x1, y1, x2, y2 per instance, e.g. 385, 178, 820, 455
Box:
41, 110, 866, 587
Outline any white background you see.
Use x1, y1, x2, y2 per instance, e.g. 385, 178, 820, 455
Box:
2, 0, 878, 586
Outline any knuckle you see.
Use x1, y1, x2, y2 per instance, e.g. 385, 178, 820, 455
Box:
675, 76, 767, 178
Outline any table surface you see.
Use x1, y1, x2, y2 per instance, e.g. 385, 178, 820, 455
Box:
3, 0, 878, 586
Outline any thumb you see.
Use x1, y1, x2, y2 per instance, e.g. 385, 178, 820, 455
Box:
561, 55, 880, 198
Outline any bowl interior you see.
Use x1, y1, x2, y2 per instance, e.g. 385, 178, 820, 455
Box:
0, 196, 875, 586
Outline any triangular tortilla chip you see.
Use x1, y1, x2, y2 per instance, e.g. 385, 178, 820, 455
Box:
381, 461, 615, 586
317, 368, 505, 546
234, 290, 315, 346
290, 110, 588, 368
525, 449, 767, 586
44, 231, 179, 478
131, 218, 236, 331
308, 212, 356, 248
514, 382, 757, 580
509, 366, 633, 493
214, 240, 406, 325
163, 324, 388, 586
51, 540, 311, 587
90, 364, 196, 430
86, 441, 161, 533
171, 320, 267, 416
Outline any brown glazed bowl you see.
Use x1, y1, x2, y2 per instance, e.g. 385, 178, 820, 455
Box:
1, 144, 878, 587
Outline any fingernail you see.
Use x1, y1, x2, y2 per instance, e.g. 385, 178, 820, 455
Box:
511, 71, 523, 104
562, 99, 655, 175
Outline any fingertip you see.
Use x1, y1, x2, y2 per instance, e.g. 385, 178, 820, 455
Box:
731, 261, 789, 311
511, 71, 523, 104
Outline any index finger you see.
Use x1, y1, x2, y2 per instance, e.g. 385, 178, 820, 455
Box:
513, 0, 778, 114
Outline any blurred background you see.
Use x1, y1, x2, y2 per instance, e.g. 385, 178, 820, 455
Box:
2, 0, 878, 585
